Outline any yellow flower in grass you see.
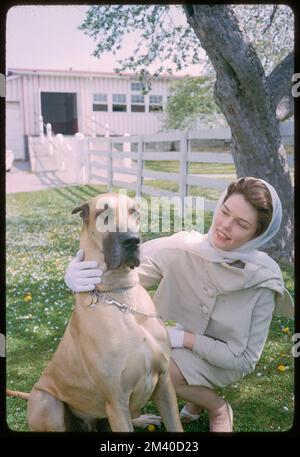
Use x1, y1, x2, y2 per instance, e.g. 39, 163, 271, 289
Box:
282, 327, 290, 334
24, 294, 32, 302
147, 424, 156, 432
277, 365, 287, 372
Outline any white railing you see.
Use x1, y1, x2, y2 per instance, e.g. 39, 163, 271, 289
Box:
27, 117, 293, 211
87, 128, 293, 212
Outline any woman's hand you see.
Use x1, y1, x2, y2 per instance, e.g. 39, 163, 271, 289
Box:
166, 323, 196, 350
64, 249, 103, 292
167, 326, 185, 348
183, 331, 196, 350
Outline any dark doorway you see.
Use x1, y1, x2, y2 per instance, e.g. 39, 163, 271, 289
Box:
41, 92, 78, 135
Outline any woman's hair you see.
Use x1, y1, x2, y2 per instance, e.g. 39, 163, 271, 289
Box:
223, 177, 273, 237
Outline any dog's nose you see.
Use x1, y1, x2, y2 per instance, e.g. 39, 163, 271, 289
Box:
121, 233, 140, 249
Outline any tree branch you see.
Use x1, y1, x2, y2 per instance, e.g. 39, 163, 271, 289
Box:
266, 51, 294, 116
276, 95, 294, 121
183, 5, 268, 101
184, 4, 270, 116
262, 5, 278, 33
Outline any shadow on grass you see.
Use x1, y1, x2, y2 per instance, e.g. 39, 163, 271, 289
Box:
42, 184, 107, 206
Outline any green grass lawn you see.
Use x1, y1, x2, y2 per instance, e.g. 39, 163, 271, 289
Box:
144, 160, 236, 175
6, 185, 294, 432
143, 161, 231, 199
143, 159, 293, 200
144, 179, 222, 202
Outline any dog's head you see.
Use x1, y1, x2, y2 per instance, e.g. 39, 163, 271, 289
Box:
72, 193, 141, 270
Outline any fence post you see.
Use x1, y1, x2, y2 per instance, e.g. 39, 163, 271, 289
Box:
75, 133, 88, 184
136, 136, 144, 197
39, 115, 45, 144
123, 133, 131, 168
28, 136, 36, 172
82, 135, 91, 184
106, 138, 113, 192
179, 130, 188, 204
85, 138, 92, 184
56, 134, 65, 171
46, 123, 53, 156
91, 115, 97, 138
104, 127, 113, 192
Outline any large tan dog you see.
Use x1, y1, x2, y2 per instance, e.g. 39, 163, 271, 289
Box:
27, 192, 183, 432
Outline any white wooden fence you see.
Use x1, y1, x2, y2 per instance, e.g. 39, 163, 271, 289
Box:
27, 121, 294, 212
88, 128, 293, 212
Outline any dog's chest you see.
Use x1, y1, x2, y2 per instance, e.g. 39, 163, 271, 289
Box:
140, 342, 155, 392
128, 339, 160, 411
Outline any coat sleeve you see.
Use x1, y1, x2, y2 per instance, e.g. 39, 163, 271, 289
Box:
136, 231, 196, 289
192, 288, 275, 374
136, 237, 169, 289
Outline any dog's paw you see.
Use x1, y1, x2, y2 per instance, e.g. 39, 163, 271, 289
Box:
132, 414, 162, 428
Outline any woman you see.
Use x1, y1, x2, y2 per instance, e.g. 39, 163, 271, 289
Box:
64, 177, 293, 432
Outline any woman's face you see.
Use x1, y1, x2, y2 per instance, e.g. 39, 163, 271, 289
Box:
211, 193, 258, 251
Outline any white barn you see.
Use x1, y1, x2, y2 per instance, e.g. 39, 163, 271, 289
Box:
6, 68, 182, 160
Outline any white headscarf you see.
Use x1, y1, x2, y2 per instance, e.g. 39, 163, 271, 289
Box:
186, 177, 283, 278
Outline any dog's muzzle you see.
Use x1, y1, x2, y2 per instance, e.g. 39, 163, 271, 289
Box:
103, 231, 141, 270
120, 232, 141, 269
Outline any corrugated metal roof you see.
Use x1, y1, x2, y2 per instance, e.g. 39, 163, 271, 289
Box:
6, 73, 22, 81
7, 68, 184, 80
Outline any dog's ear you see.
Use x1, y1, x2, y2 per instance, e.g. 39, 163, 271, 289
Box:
72, 203, 89, 222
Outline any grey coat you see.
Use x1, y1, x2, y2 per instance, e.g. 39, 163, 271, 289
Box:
136, 232, 293, 387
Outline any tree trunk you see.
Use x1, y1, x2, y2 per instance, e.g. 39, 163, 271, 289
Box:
267, 52, 294, 121
184, 4, 294, 264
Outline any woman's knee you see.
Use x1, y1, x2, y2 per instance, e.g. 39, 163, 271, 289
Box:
169, 359, 187, 389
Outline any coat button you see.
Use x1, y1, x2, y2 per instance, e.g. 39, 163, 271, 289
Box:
207, 288, 214, 297
202, 305, 209, 314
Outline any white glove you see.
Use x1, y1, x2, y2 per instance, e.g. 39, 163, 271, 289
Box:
64, 249, 103, 292
167, 324, 185, 348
